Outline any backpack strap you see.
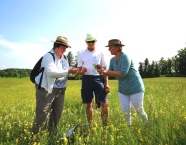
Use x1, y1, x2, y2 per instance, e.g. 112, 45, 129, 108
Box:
48, 52, 55, 61
63, 55, 67, 60
38, 52, 55, 89
38, 67, 44, 89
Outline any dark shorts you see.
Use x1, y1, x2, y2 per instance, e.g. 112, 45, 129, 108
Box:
81, 75, 108, 103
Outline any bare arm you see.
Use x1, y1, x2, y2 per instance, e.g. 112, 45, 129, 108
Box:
101, 67, 110, 93
98, 68, 122, 78
102, 67, 109, 85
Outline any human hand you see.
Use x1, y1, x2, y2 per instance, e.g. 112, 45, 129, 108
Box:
68, 67, 78, 74
81, 67, 88, 74
97, 67, 105, 75
105, 85, 110, 93
92, 64, 101, 70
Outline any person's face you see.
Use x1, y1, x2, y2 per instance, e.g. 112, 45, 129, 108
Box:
108, 45, 119, 55
56, 45, 67, 56
86, 40, 96, 49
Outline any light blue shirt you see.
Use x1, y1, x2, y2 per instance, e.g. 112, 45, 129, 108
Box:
53, 58, 67, 88
109, 53, 145, 95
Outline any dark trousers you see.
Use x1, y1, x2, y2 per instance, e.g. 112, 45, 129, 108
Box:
32, 84, 65, 135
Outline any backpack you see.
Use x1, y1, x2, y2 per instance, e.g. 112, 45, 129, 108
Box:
30, 52, 55, 89
30, 52, 67, 89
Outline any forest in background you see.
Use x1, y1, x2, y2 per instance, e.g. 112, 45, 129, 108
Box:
0, 47, 185, 79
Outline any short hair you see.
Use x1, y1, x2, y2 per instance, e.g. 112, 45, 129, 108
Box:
53, 42, 67, 49
114, 45, 122, 52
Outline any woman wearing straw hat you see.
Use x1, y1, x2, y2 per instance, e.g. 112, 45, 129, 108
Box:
32, 36, 78, 137
97, 39, 148, 126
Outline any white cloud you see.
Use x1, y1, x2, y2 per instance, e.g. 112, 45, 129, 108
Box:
0, 36, 52, 69
1, 0, 186, 69
0, 65, 7, 70
37, 36, 51, 43
0, 37, 46, 57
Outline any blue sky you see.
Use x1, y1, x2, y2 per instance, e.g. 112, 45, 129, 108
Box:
0, 0, 186, 69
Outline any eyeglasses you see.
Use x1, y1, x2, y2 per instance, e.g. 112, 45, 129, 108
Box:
87, 41, 95, 43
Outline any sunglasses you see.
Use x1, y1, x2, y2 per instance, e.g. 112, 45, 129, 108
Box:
87, 41, 95, 43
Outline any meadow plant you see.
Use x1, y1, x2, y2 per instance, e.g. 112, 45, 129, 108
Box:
0, 77, 186, 144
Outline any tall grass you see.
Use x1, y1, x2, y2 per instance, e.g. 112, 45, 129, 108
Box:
0, 77, 186, 145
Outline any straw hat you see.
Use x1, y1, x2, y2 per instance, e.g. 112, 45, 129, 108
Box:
85, 33, 96, 41
53, 36, 71, 48
105, 39, 125, 47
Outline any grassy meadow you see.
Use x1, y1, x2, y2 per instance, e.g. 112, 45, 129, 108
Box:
0, 77, 186, 145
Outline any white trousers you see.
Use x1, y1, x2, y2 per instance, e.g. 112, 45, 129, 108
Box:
118, 92, 148, 125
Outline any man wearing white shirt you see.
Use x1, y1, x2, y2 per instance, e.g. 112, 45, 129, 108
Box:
77, 33, 110, 126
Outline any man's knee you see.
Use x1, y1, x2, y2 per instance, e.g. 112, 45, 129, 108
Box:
100, 102, 108, 107
86, 103, 93, 109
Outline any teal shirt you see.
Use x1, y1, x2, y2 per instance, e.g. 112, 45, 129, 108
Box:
109, 53, 145, 95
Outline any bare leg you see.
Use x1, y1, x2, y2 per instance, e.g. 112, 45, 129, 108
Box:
100, 102, 109, 126
86, 103, 94, 123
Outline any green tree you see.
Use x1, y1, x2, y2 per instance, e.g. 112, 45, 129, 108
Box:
167, 58, 173, 74
144, 58, 150, 77
0, 70, 8, 77
67, 51, 74, 67
154, 63, 160, 77
0, 68, 31, 78
148, 61, 155, 77
159, 57, 168, 75
73, 51, 82, 67
171, 56, 179, 74
176, 47, 186, 75
138, 62, 144, 78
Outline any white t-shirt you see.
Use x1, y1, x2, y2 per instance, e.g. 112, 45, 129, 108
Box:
77, 49, 107, 75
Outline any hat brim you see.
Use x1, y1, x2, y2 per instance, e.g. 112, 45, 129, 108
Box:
105, 44, 125, 47
52, 41, 71, 48
85, 38, 96, 41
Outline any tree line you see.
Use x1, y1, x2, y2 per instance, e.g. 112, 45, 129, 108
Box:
138, 47, 186, 78
0, 68, 31, 78
0, 47, 185, 79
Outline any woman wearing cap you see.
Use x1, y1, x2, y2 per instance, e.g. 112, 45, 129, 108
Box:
97, 39, 148, 126
32, 36, 78, 136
